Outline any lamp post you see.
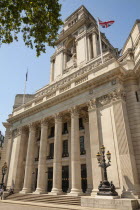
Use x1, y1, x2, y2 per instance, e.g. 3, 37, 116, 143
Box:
96, 145, 118, 196
1, 162, 8, 189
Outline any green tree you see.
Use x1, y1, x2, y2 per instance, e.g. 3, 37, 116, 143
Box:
0, 0, 63, 56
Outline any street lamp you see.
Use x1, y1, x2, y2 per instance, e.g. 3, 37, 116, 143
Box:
96, 145, 118, 196
1, 162, 8, 189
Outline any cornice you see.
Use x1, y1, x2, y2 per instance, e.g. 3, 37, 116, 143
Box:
7, 64, 125, 124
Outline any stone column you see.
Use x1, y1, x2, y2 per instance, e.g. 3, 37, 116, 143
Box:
20, 123, 36, 193
87, 36, 91, 61
51, 113, 63, 195
70, 107, 82, 196
7, 127, 27, 192
111, 89, 140, 198
88, 99, 102, 196
2, 123, 12, 187
83, 117, 93, 194
92, 33, 98, 58
34, 119, 48, 194
50, 60, 55, 82
63, 51, 66, 70
68, 121, 71, 193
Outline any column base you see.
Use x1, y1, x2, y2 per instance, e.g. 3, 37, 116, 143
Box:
49, 188, 63, 195
19, 188, 32, 194
121, 190, 140, 199
33, 189, 46, 194
90, 189, 98, 197
68, 189, 83, 196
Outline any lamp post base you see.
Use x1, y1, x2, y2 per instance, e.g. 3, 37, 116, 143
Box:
97, 180, 118, 196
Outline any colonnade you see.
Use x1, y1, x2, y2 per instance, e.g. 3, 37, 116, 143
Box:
6, 92, 140, 197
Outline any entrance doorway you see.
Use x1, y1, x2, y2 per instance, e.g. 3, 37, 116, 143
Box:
47, 167, 53, 192
81, 164, 87, 193
62, 166, 69, 192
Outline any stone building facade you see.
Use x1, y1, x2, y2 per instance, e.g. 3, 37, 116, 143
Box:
2, 6, 140, 198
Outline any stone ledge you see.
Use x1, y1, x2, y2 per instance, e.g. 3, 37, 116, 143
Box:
81, 197, 139, 210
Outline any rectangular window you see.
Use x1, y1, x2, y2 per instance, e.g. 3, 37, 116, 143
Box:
62, 140, 69, 157
80, 136, 86, 155
47, 143, 54, 159
89, 34, 93, 59
135, 91, 139, 102
62, 122, 68, 134
49, 126, 54, 138
79, 118, 84, 130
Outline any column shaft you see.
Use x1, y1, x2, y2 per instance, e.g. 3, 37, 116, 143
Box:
35, 120, 48, 194
51, 114, 63, 195
20, 124, 36, 193
92, 33, 98, 58
84, 119, 93, 194
88, 99, 102, 196
70, 107, 82, 196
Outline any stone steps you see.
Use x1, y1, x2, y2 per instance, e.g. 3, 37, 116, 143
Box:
6, 193, 81, 206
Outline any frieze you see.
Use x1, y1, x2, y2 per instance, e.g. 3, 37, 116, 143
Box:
35, 53, 114, 99
98, 89, 126, 107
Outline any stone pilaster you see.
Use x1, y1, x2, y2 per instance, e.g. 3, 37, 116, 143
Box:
34, 119, 48, 194
51, 113, 63, 195
20, 123, 36, 193
88, 99, 102, 196
92, 33, 98, 58
83, 117, 93, 194
69, 107, 82, 196
111, 89, 140, 198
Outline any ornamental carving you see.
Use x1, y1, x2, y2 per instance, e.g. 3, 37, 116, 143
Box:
41, 118, 48, 127
12, 127, 23, 138
88, 98, 97, 111
70, 106, 79, 117
28, 123, 36, 132
98, 89, 126, 106
35, 53, 113, 99
54, 113, 62, 122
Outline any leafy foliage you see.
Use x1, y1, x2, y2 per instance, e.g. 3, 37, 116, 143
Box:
0, 0, 63, 56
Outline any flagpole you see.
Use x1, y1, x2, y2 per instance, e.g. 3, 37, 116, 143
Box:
97, 18, 104, 64
22, 69, 28, 105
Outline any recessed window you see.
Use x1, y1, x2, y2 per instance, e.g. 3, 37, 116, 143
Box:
79, 118, 84, 130
48, 126, 54, 138
62, 140, 69, 157
80, 136, 86, 155
47, 143, 54, 159
62, 122, 68, 134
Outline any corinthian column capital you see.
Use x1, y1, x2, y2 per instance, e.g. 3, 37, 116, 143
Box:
70, 106, 79, 117
41, 118, 48, 127
54, 113, 62, 123
88, 98, 97, 111
28, 123, 36, 132
111, 88, 126, 102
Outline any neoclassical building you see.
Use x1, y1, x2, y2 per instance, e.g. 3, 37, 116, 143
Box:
2, 6, 140, 198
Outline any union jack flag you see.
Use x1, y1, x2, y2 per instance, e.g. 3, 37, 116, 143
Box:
99, 19, 115, 28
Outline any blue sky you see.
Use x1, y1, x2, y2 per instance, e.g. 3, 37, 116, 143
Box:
0, 0, 140, 134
